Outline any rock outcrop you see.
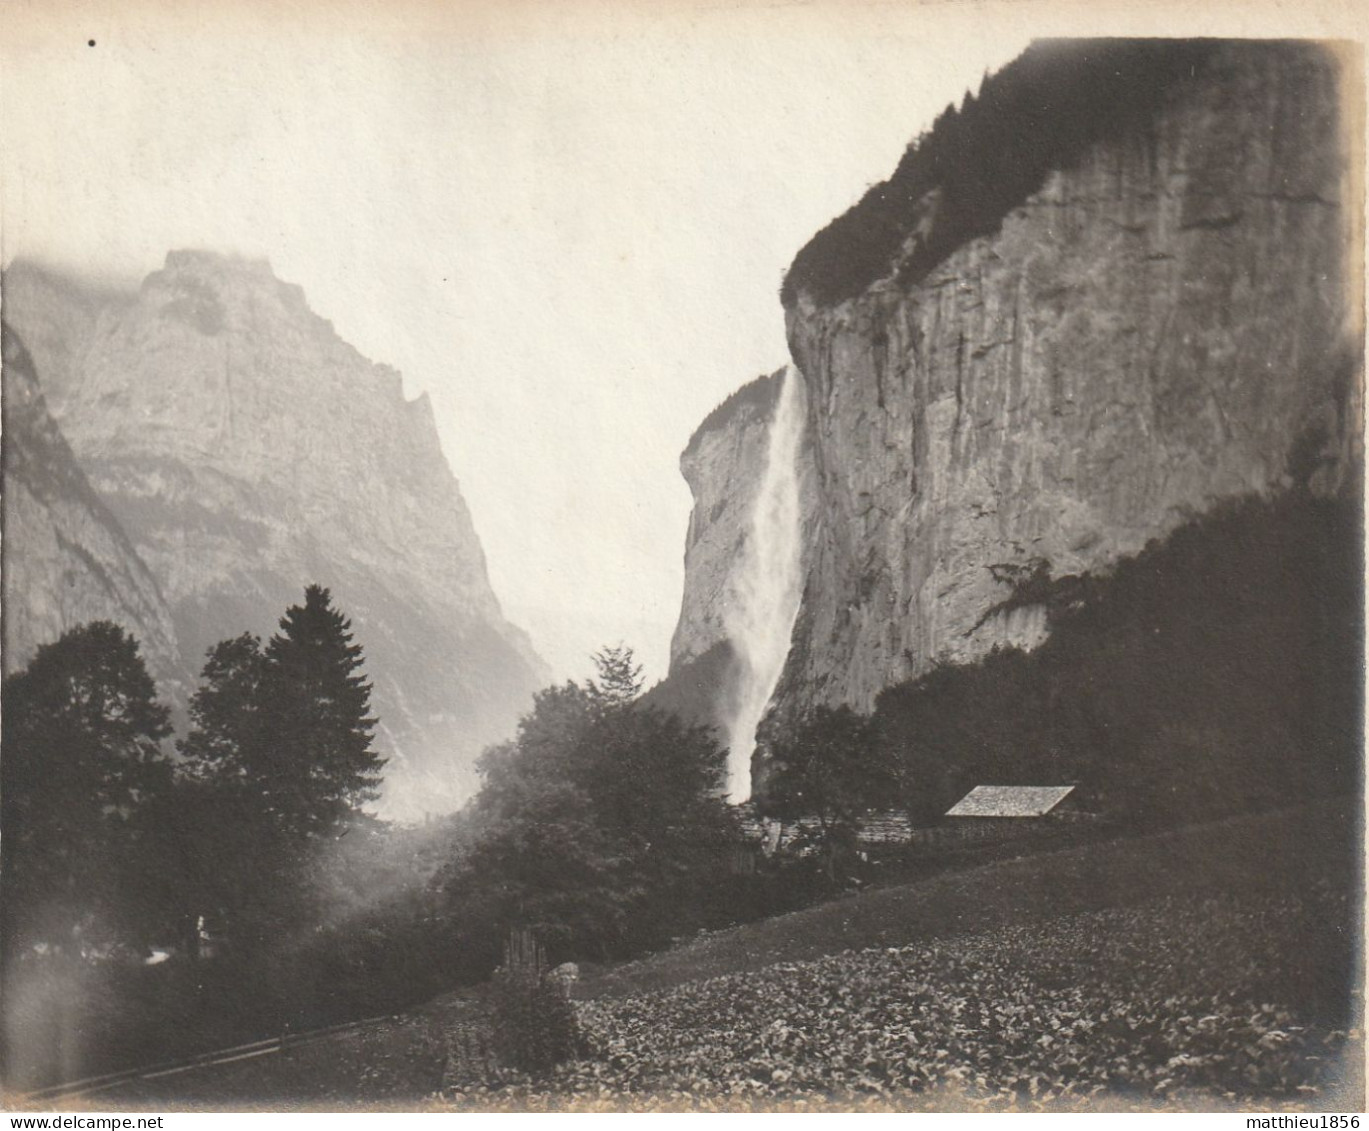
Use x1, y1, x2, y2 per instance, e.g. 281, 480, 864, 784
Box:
671, 372, 787, 670
2, 253, 548, 818
669, 40, 1361, 771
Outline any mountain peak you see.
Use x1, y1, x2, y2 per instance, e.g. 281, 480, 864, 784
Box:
163, 248, 273, 275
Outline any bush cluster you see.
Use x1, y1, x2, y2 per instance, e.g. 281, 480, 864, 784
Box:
488, 970, 586, 1076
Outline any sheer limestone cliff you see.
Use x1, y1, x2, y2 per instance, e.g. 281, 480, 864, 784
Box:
669, 40, 1361, 765
2, 254, 548, 818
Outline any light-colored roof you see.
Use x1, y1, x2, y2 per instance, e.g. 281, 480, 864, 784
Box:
945, 785, 1076, 818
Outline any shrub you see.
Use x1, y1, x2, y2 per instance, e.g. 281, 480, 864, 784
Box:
488, 967, 585, 1076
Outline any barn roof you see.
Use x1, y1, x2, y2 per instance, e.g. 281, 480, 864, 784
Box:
945, 785, 1076, 818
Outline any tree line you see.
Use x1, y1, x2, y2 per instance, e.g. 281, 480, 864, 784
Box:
0, 594, 774, 1085
3, 484, 1357, 1084
6, 490, 1357, 975
2, 584, 383, 972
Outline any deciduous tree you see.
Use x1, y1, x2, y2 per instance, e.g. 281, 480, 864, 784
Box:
762, 706, 889, 883
1, 622, 173, 954
443, 646, 735, 962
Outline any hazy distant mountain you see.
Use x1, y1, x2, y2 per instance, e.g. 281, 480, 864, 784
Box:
2, 253, 549, 818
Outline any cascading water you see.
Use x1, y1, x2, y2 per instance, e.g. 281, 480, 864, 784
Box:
722, 363, 808, 801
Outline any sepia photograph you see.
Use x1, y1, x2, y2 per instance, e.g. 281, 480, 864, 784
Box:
0, 0, 1364, 1116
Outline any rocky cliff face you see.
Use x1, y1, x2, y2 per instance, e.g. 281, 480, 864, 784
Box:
2, 253, 548, 818
671, 40, 1360, 762
671, 371, 786, 669
2, 322, 183, 695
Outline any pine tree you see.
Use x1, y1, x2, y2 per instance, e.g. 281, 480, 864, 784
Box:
586, 644, 644, 708
260, 585, 383, 839
173, 591, 384, 952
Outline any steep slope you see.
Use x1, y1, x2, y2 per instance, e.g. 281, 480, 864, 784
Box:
1, 322, 183, 696
2, 253, 548, 818
670, 40, 1361, 779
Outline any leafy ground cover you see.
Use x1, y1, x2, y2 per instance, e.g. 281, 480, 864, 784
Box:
468, 893, 1357, 1110
436, 802, 1360, 1111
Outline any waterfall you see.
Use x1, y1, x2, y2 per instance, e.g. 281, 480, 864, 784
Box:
722, 364, 807, 801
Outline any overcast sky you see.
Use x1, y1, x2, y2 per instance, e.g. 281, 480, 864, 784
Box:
1, 0, 1353, 684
